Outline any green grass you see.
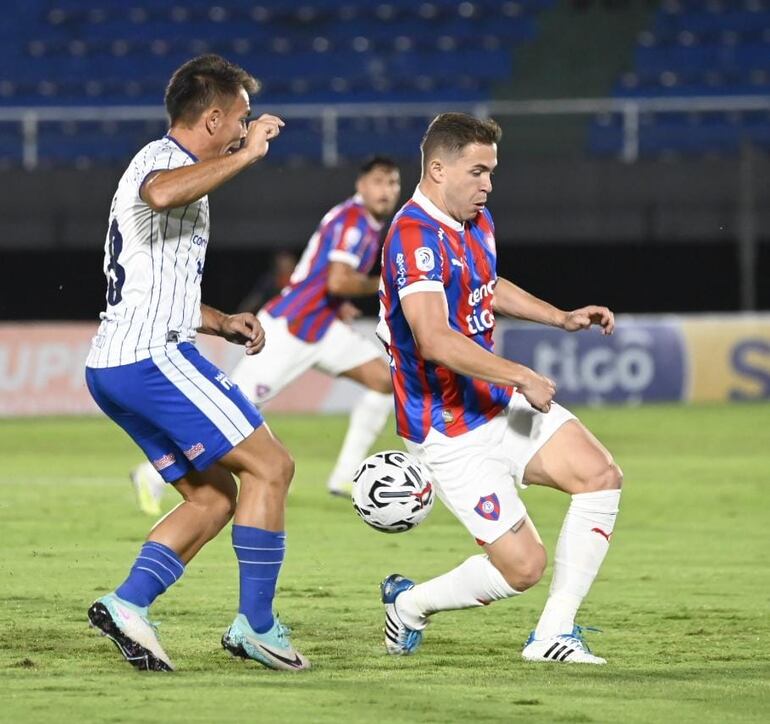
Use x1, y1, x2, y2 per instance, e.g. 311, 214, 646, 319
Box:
1, 404, 769, 723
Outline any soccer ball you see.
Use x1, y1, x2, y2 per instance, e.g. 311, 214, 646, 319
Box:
352, 450, 434, 533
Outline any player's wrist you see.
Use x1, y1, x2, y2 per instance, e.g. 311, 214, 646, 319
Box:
554, 309, 569, 329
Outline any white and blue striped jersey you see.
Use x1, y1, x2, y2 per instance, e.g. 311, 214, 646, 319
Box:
86, 135, 210, 368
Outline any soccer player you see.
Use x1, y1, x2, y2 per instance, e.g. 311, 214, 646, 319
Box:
85, 55, 309, 671
377, 113, 622, 665
130, 156, 402, 510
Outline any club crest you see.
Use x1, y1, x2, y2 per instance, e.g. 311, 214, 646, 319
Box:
474, 493, 501, 521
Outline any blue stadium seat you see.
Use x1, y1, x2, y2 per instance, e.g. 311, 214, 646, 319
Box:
0, 0, 556, 165
596, 2, 770, 157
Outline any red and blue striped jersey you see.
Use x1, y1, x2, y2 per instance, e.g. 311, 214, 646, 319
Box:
377, 188, 513, 443
263, 195, 382, 342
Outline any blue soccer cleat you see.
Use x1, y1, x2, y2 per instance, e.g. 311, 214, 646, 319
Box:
522, 625, 606, 665
87, 592, 174, 672
380, 574, 424, 655
221, 614, 310, 671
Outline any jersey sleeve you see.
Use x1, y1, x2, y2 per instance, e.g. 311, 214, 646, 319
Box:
133, 143, 192, 198
386, 219, 446, 300
327, 208, 370, 269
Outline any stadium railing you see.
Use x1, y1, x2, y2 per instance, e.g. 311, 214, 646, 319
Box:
2, 95, 770, 170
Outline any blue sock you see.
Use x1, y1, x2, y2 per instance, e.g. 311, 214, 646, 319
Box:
115, 541, 185, 609
232, 524, 285, 634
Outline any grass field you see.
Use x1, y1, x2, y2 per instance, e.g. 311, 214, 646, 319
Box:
1, 404, 769, 723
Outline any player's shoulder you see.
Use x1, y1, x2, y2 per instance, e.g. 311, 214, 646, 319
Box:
319, 196, 362, 230
130, 136, 195, 172
390, 200, 441, 237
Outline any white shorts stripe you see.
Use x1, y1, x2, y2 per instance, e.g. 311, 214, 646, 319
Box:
151, 347, 255, 445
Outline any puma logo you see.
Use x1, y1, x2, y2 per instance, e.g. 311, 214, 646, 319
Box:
591, 527, 612, 542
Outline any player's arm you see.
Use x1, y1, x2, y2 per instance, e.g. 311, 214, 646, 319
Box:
492, 277, 615, 335
141, 114, 284, 211
327, 261, 379, 297
198, 304, 266, 355
401, 290, 555, 412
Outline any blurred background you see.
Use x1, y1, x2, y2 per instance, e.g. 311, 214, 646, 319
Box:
0, 0, 768, 414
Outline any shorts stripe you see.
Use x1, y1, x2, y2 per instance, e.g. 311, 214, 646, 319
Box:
151, 348, 254, 445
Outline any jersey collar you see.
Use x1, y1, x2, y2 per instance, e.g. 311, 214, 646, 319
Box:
165, 133, 199, 162
412, 186, 464, 232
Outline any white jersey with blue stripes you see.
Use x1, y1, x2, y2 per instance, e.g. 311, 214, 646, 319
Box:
86, 135, 210, 368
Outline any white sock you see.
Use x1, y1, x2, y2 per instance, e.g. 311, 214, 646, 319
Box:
134, 460, 167, 502
534, 489, 621, 640
396, 555, 520, 630
326, 390, 392, 491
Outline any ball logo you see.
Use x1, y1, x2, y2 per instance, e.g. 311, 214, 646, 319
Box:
474, 493, 501, 521
414, 247, 435, 272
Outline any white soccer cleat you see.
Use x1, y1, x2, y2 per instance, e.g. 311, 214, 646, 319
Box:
522, 625, 606, 665
130, 462, 167, 516
327, 482, 352, 498
380, 574, 425, 655
88, 593, 174, 672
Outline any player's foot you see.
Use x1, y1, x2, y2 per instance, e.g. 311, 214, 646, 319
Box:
381, 574, 424, 655
522, 625, 606, 665
221, 614, 310, 671
87, 593, 174, 672
129, 463, 165, 516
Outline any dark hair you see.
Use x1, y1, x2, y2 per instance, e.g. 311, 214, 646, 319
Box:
358, 155, 399, 176
164, 54, 260, 125
420, 113, 502, 167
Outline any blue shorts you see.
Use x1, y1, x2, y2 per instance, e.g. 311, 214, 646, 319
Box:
86, 343, 263, 483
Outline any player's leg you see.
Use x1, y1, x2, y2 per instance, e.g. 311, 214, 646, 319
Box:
522, 418, 623, 664
85, 367, 208, 671
390, 516, 546, 644
381, 419, 537, 655
316, 321, 394, 496
150, 342, 309, 670
217, 425, 310, 670
89, 465, 238, 670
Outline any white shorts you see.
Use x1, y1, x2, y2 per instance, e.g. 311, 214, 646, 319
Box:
230, 311, 383, 404
404, 392, 576, 545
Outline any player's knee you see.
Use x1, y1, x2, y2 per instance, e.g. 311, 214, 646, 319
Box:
208, 491, 237, 532
263, 448, 295, 492
499, 546, 546, 592
185, 480, 237, 535
368, 371, 393, 395
589, 460, 623, 492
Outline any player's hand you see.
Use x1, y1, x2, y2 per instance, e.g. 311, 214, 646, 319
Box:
563, 305, 615, 335
518, 370, 557, 414
220, 312, 266, 354
337, 301, 362, 323
242, 114, 284, 161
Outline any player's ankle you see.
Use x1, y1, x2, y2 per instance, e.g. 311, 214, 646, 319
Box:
395, 588, 428, 631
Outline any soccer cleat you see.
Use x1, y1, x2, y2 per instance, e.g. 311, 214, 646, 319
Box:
522, 625, 606, 665
327, 482, 352, 498
221, 614, 310, 671
87, 593, 174, 672
381, 574, 424, 655
129, 463, 166, 517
